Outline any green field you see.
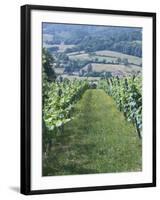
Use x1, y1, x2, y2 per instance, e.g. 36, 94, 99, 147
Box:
60, 74, 100, 80
43, 89, 142, 176
68, 50, 142, 66
68, 53, 117, 63
81, 63, 141, 75
68, 52, 90, 60
54, 67, 65, 74
43, 43, 75, 52
95, 50, 142, 66
43, 34, 54, 42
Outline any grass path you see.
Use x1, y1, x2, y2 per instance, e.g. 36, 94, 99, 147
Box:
43, 89, 142, 176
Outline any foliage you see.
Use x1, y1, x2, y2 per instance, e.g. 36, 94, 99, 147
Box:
42, 48, 56, 81
43, 89, 142, 176
43, 23, 142, 57
43, 79, 89, 153
67, 39, 142, 57
83, 71, 112, 78
48, 46, 59, 52
98, 76, 142, 138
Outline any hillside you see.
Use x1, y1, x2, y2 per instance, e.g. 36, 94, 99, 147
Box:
81, 63, 141, 77
43, 23, 142, 57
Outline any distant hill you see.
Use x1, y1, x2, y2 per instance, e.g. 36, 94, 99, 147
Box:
43, 23, 142, 57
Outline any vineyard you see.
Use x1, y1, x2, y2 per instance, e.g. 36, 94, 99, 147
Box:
42, 73, 142, 175
42, 22, 143, 176
42, 77, 89, 153
98, 76, 142, 138
43, 76, 142, 140
43, 79, 89, 130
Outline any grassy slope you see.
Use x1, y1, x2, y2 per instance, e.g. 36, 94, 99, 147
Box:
82, 63, 141, 74
95, 50, 142, 65
43, 89, 142, 176
43, 43, 75, 52
68, 50, 142, 66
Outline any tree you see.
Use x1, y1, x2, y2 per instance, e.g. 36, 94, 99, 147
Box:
117, 57, 121, 64
48, 46, 59, 52
80, 69, 85, 77
87, 63, 93, 72
42, 48, 56, 81
89, 52, 96, 57
102, 59, 106, 64
123, 58, 129, 66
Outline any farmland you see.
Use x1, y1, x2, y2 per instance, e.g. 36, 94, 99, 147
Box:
43, 25, 142, 79
43, 89, 142, 176
81, 63, 141, 75
42, 23, 142, 176
48, 47, 142, 80
68, 50, 142, 66
43, 43, 75, 52
95, 50, 142, 65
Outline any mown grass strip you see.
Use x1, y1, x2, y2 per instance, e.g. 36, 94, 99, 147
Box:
43, 89, 142, 176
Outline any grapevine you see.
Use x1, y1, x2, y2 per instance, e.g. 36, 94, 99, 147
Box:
42, 78, 89, 153
98, 76, 142, 138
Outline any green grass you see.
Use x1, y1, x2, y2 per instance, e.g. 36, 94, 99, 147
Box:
43, 42, 75, 52
68, 50, 142, 66
60, 74, 100, 81
95, 50, 142, 65
68, 53, 90, 60
82, 63, 141, 74
43, 89, 142, 176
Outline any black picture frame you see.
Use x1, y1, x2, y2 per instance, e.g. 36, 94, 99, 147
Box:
21, 4, 156, 195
